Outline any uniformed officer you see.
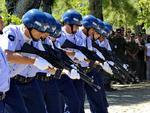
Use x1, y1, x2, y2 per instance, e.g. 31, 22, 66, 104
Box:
12, 12, 58, 113
0, 9, 55, 113
76, 16, 109, 113
0, 45, 10, 113
101, 22, 118, 92
35, 19, 62, 113
55, 9, 84, 113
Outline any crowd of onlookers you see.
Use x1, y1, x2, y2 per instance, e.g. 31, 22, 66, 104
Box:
109, 27, 150, 82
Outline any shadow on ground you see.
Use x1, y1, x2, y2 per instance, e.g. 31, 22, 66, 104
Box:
106, 82, 150, 106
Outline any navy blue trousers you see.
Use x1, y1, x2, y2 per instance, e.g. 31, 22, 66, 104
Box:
85, 68, 109, 113
37, 79, 61, 113
16, 79, 46, 113
5, 79, 28, 113
57, 75, 81, 113
73, 79, 85, 113
0, 101, 5, 113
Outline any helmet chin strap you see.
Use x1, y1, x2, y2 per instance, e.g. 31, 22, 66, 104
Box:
27, 28, 39, 42
69, 24, 77, 34
85, 28, 90, 37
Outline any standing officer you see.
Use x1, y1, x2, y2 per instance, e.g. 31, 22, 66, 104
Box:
55, 9, 84, 113
101, 22, 119, 91
13, 12, 57, 113
0, 9, 54, 113
35, 19, 62, 113
76, 16, 108, 113
0, 42, 10, 113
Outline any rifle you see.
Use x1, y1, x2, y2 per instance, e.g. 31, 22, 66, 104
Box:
43, 44, 101, 91
18, 43, 101, 91
92, 41, 136, 83
61, 40, 105, 63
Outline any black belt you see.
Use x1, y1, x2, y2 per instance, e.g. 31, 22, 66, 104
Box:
13, 75, 35, 83
36, 72, 53, 81
0, 92, 5, 101
80, 67, 93, 73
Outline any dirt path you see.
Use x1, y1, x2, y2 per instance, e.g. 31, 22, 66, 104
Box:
85, 82, 150, 113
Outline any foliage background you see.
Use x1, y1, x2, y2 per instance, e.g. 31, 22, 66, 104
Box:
0, 0, 149, 33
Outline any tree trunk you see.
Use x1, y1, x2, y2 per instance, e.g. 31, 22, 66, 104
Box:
42, 0, 55, 14
14, 0, 41, 18
89, 0, 103, 20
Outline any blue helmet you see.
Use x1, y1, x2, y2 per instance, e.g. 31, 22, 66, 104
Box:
22, 9, 51, 33
101, 25, 111, 38
44, 12, 57, 35
103, 22, 112, 32
81, 15, 98, 30
52, 21, 62, 38
62, 9, 82, 26
95, 18, 104, 34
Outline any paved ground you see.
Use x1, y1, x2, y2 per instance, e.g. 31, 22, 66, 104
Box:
85, 82, 150, 113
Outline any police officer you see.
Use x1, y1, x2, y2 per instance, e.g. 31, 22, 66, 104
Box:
0, 9, 54, 113
35, 19, 62, 113
0, 44, 10, 113
98, 22, 118, 92
55, 9, 84, 113
12, 12, 58, 113
76, 16, 108, 113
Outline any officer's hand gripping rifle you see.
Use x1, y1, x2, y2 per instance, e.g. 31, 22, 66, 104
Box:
61, 40, 105, 64
18, 43, 101, 91
92, 41, 136, 83
43, 44, 101, 91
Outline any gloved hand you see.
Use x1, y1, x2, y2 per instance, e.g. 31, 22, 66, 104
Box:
101, 62, 113, 75
74, 51, 87, 61
33, 57, 53, 70
95, 49, 105, 60
68, 69, 80, 79
107, 61, 114, 66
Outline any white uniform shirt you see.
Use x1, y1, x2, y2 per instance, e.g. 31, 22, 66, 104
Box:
76, 29, 93, 51
96, 38, 112, 51
19, 38, 54, 77
76, 29, 106, 64
75, 29, 94, 67
0, 24, 40, 77
0, 47, 10, 92
55, 27, 83, 47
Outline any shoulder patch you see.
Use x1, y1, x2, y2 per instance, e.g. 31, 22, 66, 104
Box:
8, 34, 15, 41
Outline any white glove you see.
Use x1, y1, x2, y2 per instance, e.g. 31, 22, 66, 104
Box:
123, 64, 128, 70
33, 57, 53, 70
95, 49, 105, 60
101, 62, 113, 75
107, 61, 114, 66
74, 51, 87, 61
68, 69, 80, 79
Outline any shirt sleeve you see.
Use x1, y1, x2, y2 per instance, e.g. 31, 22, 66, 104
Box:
55, 34, 66, 47
0, 26, 18, 51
